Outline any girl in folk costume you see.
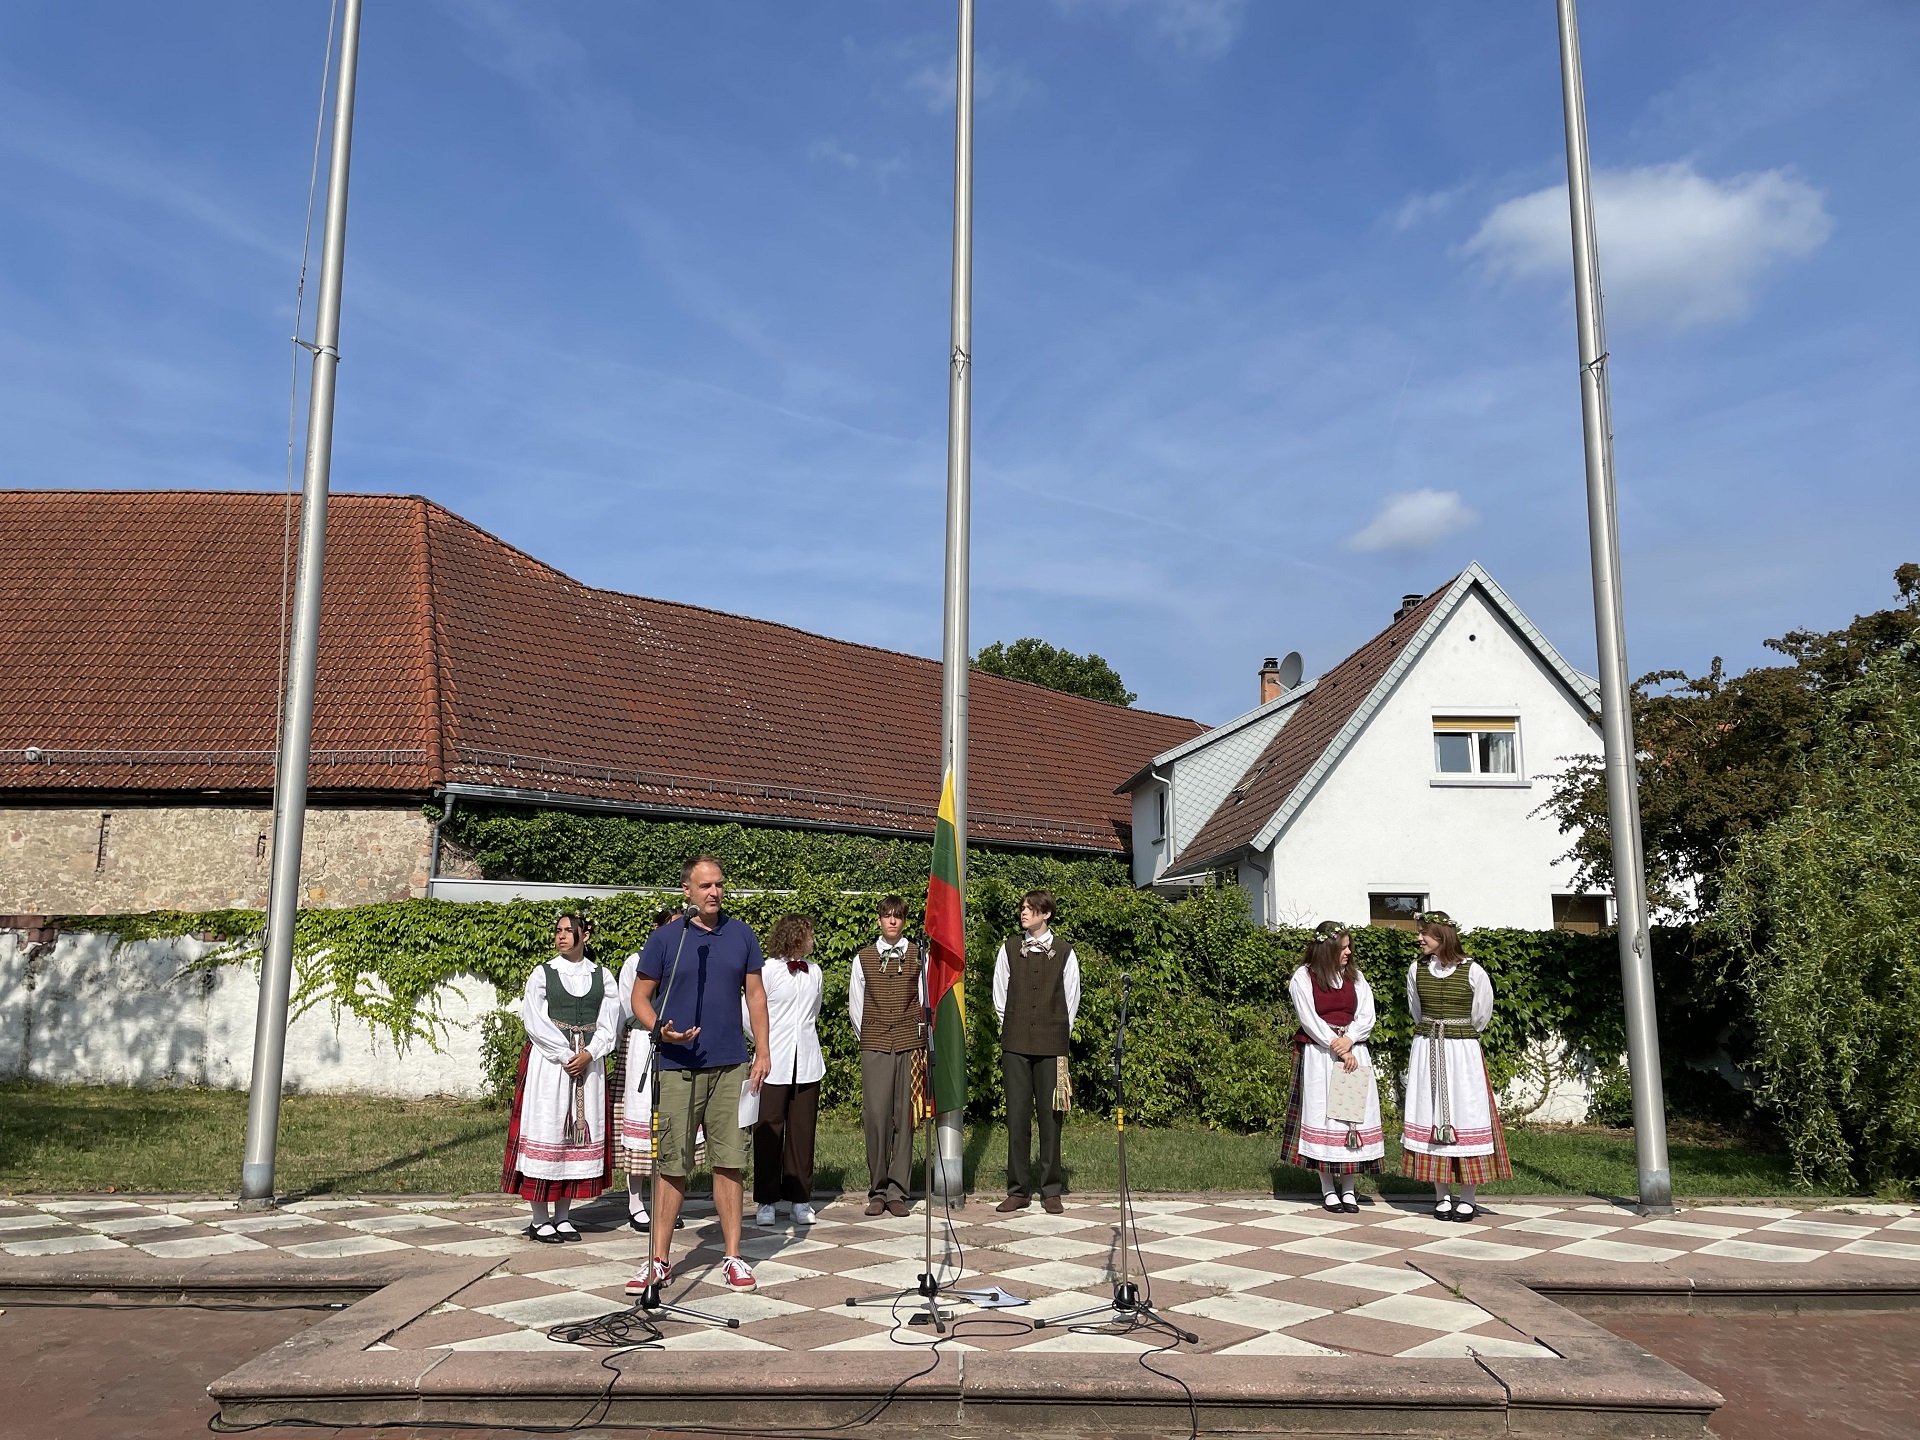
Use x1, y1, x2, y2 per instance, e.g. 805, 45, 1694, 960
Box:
750, 914, 826, 1229
1400, 911, 1511, 1223
613, 906, 683, 1232
501, 912, 621, 1243
1281, 921, 1385, 1213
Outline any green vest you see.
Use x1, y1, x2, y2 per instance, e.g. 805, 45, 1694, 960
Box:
1415, 962, 1475, 1022
544, 963, 605, 1028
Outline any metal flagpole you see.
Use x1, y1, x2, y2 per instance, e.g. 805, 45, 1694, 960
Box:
1554, 0, 1672, 1213
931, 0, 974, 1200
240, 0, 366, 1205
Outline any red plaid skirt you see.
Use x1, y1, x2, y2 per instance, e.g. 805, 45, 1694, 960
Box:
500, 1042, 615, 1202
1399, 1051, 1512, 1185
1278, 1047, 1383, 1177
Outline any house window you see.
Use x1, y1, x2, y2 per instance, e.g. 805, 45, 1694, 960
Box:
1553, 894, 1610, 934
1369, 893, 1427, 931
1155, 789, 1169, 844
1434, 717, 1517, 776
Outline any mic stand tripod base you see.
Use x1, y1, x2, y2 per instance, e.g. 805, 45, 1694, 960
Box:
1033, 1282, 1198, 1344
845, 1271, 958, 1333
637, 1281, 741, 1330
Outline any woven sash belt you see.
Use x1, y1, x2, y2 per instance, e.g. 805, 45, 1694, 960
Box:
1418, 1019, 1470, 1146
559, 1022, 597, 1148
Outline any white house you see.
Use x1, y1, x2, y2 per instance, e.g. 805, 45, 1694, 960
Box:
1119, 564, 1610, 932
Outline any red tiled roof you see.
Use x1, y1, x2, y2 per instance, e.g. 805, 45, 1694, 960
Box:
1167, 584, 1450, 872
0, 491, 1204, 852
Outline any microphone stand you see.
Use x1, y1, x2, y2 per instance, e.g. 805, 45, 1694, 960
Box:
1033, 973, 1196, 1343
844, 932, 963, 1332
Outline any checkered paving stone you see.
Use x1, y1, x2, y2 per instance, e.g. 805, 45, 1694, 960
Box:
7, 1193, 1916, 1359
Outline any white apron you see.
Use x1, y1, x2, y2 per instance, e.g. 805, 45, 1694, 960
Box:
616, 952, 652, 1156
1401, 1034, 1496, 1158
1295, 1040, 1386, 1162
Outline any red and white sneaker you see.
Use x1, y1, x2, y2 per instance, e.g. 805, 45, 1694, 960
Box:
718, 1255, 756, 1292
624, 1257, 671, 1297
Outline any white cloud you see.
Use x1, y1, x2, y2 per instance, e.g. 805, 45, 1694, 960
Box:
1347, 490, 1478, 553
1463, 162, 1832, 330
1391, 186, 1465, 232
1052, 0, 1248, 60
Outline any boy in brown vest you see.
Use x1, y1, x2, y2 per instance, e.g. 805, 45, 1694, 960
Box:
848, 895, 925, 1217
992, 889, 1080, 1214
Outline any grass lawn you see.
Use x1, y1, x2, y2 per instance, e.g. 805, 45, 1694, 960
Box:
0, 1082, 1831, 1200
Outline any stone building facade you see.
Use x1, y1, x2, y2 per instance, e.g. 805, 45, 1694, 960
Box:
0, 804, 435, 915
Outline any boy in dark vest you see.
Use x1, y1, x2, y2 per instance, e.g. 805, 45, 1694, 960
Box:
849, 895, 925, 1216
992, 889, 1080, 1214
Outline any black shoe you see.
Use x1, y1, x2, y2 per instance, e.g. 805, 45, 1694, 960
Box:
1452, 1202, 1477, 1223
1321, 1195, 1344, 1214
555, 1222, 583, 1242
629, 1214, 650, 1232
526, 1222, 565, 1245
1340, 1199, 1361, 1214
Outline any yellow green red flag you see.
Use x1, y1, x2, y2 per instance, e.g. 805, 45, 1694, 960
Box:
924, 768, 968, 1115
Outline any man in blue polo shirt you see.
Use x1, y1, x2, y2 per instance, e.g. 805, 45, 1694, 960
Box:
627, 855, 772, 1293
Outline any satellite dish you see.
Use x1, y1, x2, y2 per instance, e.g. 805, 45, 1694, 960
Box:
1277, 652, 1303, 689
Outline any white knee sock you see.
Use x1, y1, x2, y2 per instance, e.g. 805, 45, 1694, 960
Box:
1339, 1176, 1357, 1203
628, 1172, 649, 1217
1318, 1168, 1339, 1199
531, 1201, 551, 1225
552, 1198, 572, 1224
1433, 1183, 1451, 1204
1457, 1185, 1477, 1208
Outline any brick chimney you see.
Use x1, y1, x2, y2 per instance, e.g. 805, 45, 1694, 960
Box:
1259, 657, 1283, 705
1394, 592, 1425, 622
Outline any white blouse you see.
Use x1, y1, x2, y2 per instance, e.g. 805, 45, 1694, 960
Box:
1286, 966, 1377, 1050
521, 956, 622, 1065
1405, 958, 1495, 1032
748, 958, 826, 1085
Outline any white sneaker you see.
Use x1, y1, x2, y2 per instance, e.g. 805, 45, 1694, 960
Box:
792, 1202, 815, 1226
755, 1204, 777, 1227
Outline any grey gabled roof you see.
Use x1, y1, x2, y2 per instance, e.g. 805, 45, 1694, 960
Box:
1114, 679, 1321, 794
1161, 564, 1598, 878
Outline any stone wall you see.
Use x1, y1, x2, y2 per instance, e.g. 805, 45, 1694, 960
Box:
0, 804, 435, 914
0, 930, 489, 1097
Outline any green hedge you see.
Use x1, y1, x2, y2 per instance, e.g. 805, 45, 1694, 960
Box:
79, 878, 1675, 1133
436, 804, 1131, 892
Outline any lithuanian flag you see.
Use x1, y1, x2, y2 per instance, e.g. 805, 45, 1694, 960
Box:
924, 768, 968, 1115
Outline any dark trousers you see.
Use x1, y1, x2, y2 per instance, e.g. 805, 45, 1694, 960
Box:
751, 1080, 820, 1205
860, 1050, 917, 1201
1002, 1051, 1065, 1198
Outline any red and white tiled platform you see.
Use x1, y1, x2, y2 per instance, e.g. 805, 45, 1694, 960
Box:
6, 1191, 1914, 1360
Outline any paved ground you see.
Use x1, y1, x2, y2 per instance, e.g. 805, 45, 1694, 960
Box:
1601, 1311, 1920, 1440
5, 1190, 1916, 1362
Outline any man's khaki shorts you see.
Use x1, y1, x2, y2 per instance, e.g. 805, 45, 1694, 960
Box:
654, 1063, 750, 1176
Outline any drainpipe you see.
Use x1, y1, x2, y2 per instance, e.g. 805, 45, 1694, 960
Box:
427, 791, 455, 895
1148, 760, 1174, 882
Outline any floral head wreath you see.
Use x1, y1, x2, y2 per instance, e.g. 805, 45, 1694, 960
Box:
1312, 920, 1348, 939
1416, 910, 1454, 928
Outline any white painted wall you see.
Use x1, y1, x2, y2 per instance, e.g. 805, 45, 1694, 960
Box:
2, 932, 491, 1096
1260, 588, 1603, 931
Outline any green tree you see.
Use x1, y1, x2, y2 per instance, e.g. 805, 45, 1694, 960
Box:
1716, 643, 1920, 1191
1544, 565, 1919, 917
972, 637, 1136, 706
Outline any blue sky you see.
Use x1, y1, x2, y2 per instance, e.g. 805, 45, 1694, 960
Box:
4, 1, 1916, 726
